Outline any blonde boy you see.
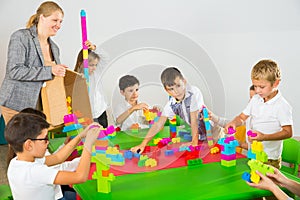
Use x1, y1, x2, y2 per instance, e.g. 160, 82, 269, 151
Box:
225, 59, 293, 168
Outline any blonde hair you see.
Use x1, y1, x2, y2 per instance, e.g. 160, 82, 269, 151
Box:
251, 59, 281, 85
26, 1, 64, 28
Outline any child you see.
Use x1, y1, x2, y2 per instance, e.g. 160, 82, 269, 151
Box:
5, 112, 102, 200
113, 75, 149, 130
131, 67, 206, 153
225, 59, 293, 168
74, 41, 108, 128
247, 166, 300, 200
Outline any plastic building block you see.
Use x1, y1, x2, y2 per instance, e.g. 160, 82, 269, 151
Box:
183, 134, 192, 142
187, 158, 203, 166
145, 158, 157, 167
227, 127, 236, 135
247, 130, 257, 137
210, 147, 220, 154
242, 172, 251, 182
221, 159, 236, 167
165, 150, 174, 156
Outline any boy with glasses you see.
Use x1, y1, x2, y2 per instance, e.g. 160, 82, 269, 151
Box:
5, 113, 101, 200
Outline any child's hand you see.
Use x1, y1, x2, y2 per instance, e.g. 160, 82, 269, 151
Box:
79, 123, 102, 139
85, 40, 96, 51
130, 144, 145, 154
224, 123, 236, 134
84, 124, 102, 152
134, 103, 149, 111
248, 130, 265, 142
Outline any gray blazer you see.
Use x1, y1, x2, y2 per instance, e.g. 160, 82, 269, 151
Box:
0, 25, 61, 111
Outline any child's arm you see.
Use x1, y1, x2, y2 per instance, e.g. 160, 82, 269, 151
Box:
116, 102, 149, 125
131, 116, 167, 153
45, 123, 100, 166
190, 110, 199, 146
248, 125, 293, 142
52, 125, 101, 185
224, 113, 248, 133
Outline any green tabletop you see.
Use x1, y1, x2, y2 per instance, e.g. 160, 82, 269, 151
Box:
74, 158, 300, 200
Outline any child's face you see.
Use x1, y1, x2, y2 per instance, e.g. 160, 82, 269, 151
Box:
121, 83, 139, 104
252, 79, 279, 101
88, 58, 99, 75
164, 77, 186, 102
30, 129, 49, 158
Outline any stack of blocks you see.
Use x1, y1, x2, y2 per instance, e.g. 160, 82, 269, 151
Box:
217, 136, 239, 167
242, 159, 274, 183
202, 106, 213, 146
242, 131, 270, 183
246, 130, 268, 162
130, 123, 139, 133
91, 125, 121, 193
62, 114, 83, 137
62, 114, 84, 154
143, 108, 161, 127
169, 115, 177, 138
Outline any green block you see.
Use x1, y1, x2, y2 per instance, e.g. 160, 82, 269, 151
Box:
221, 159, 236, 167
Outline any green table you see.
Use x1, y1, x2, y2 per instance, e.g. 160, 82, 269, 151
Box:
74, 158, 300, 200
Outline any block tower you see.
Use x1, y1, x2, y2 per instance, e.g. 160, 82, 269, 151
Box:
144, 108, 161, 128
202, 106, 213, 146
217, 136, 239, 167
169, 115, 177, 138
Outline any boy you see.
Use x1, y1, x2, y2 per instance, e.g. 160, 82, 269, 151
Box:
5, 113, 102, 200
113, 75, 149, 130
225, 59, 293, 168
131, 67, 206, 153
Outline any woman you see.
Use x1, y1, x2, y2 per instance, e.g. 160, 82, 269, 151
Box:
0, 1, 67, 124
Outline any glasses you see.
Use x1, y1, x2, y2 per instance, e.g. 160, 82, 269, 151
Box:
27, 136, 49, 143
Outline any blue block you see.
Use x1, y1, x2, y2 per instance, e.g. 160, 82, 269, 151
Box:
242, 172, 251, 182
124, 150, 133, 159
183, 134, 192, 142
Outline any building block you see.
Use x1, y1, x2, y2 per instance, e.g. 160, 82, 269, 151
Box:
221, 159, 236, 167
187, 158, 203, 166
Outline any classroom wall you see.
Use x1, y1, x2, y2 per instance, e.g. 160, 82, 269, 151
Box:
0, 0, 299, 136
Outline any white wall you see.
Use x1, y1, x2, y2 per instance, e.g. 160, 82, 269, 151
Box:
0, 0, 299, 136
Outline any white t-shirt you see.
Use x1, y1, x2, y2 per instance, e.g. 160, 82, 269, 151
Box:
162, 84, 204, 123
113, 99, 148, 131
89, 72, 108, 118
7, 157, 59, 200
243, 91, 293, 159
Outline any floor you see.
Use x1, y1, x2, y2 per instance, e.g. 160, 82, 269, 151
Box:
0, 144, 8, 185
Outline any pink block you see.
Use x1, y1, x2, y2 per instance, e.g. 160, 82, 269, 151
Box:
221, 153, 236, 161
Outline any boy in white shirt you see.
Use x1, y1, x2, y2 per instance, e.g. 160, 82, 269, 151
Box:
113, 75, 149, 130
225, 59, 293, 168
5, 113, 101, 200
131, 67, 206, 153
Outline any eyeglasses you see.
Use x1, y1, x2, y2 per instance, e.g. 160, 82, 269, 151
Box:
27, 136, 49, 143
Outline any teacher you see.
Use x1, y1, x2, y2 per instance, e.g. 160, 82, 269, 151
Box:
0, 1, 67, 124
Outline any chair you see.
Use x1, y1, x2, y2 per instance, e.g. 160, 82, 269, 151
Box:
281, 138, 300, 176
0, 184, 12, 200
